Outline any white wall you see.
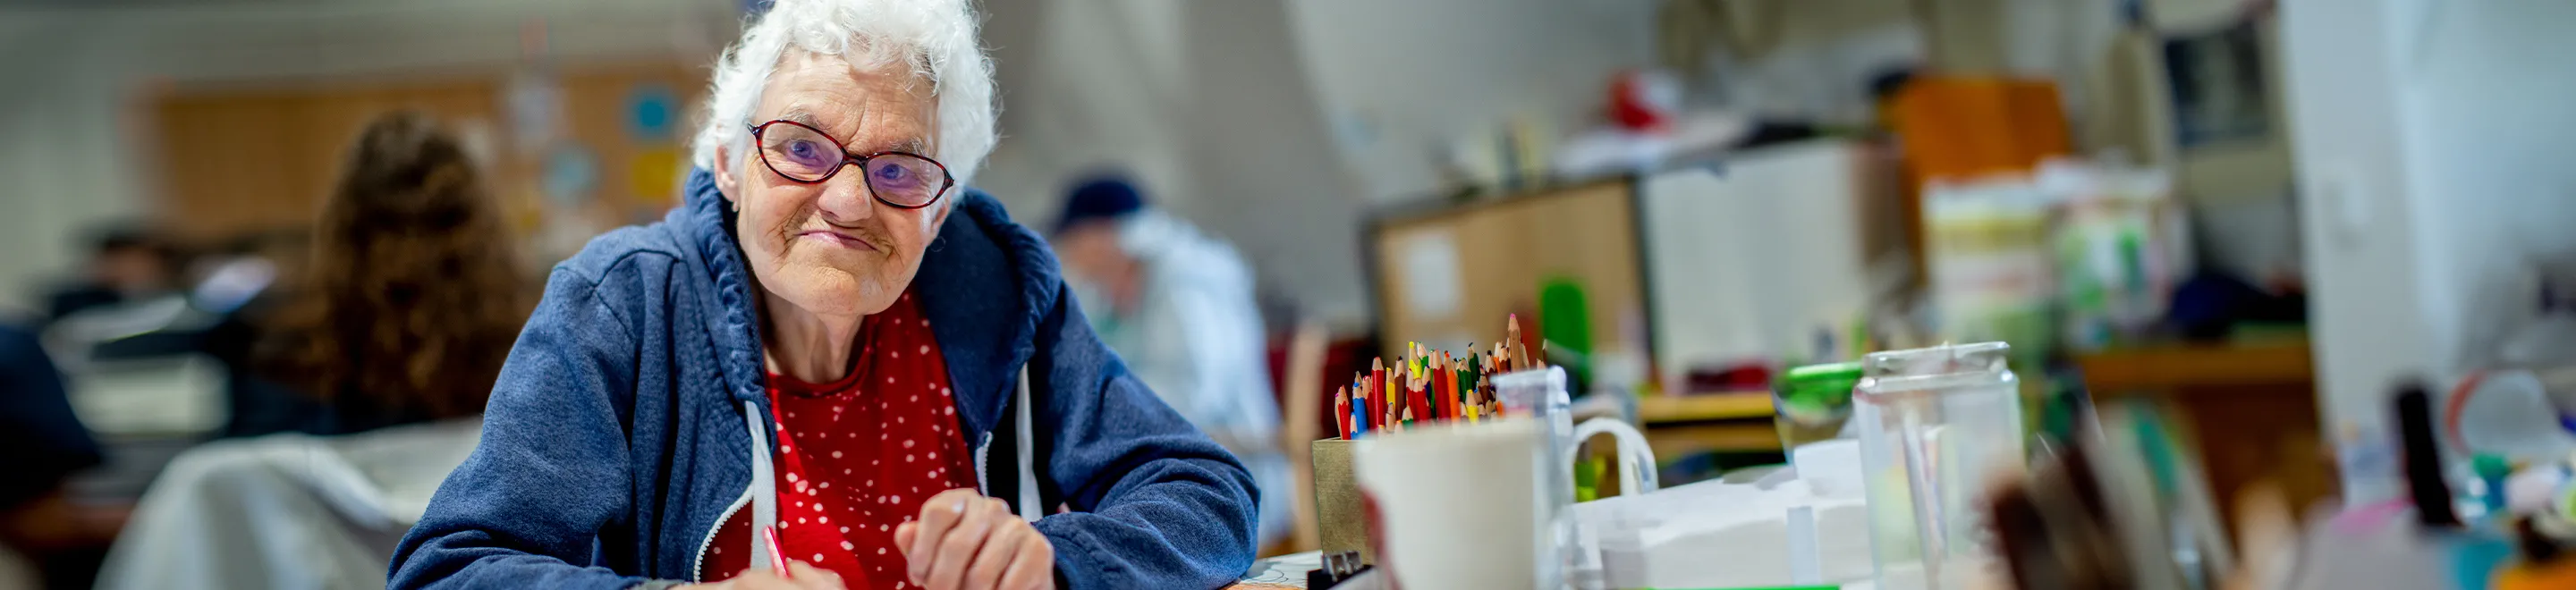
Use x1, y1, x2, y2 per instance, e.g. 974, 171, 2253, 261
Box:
1171, 1, 1373, 326
975, 0, 1663, 327
2280, 0, 2435, 503
2390, 0, 2576, 371
1286, 0, 1661, 204
0, 17, 149, 316
2282, 0, 2576, 502
0, 0, 730, 316
973, 0, 1371, 325
974, 0, 1199, 219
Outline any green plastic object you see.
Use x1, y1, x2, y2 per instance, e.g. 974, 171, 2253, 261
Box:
2473, 453, 2512, 479
1775, 361, 1863, 448
2473, 453, 2512, 513
1780, 361, 1863, 414
1538, 276, 1593, 386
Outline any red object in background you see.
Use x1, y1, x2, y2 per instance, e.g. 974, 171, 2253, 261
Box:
1267, 334, 1385, 439
1607, 70, 1681, 131
1360, 491, 1398, 590
1683, 363, 1775, 393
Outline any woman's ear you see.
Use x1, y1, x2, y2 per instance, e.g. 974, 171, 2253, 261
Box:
931, 193, 955, 230
712, 144, 742, 203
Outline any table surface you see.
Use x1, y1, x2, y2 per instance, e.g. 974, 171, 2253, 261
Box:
1227, 551, 1885, 589
1229, 551, 1324, 589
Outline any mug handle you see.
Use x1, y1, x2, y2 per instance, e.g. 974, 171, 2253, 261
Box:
1570, 417, 1658, 496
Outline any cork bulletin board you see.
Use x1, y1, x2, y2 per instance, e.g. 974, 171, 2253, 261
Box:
1367, 179, 1648, 365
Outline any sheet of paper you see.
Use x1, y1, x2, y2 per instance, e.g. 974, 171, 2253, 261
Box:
1396, 230, 1463, 320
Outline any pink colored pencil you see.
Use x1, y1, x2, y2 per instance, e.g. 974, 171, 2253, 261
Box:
763, 527, 790, 577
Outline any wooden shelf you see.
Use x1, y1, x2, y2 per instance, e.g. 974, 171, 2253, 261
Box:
2073, 338, 2314, 392
1643, 421, 1784, 456
1635, 392, 1775, 425
1635, 392, 1782, 456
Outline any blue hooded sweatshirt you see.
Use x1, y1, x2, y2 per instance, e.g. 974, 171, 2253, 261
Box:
388, 170, 1259, 589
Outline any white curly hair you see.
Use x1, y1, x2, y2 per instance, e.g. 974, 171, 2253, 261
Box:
691, 0, 998, 189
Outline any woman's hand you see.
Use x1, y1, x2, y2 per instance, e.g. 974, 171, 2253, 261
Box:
676, 560, 846, 590
893, 488, 1056, 590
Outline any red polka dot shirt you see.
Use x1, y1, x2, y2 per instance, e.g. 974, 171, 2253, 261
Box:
701, 292, 979, 589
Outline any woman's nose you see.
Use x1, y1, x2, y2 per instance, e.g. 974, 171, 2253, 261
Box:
813, 172, 876, 224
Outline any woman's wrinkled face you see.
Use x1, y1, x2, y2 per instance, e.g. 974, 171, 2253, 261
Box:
716, 50, 946, 318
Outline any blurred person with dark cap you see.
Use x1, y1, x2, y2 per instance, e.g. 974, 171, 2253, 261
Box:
1051, 173, 1292, 549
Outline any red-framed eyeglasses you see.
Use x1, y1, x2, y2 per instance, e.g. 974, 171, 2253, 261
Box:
747, 120, 954, 209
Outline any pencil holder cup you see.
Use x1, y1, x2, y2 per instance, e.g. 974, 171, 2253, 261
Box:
1310, 438, 1374, 564
1354, 417, 1551, 590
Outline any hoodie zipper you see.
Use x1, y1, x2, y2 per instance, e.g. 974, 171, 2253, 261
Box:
691, 375, 1012, 578
690, 485, 753, 582
692, 400, 775, 582
974, 432, 995, 496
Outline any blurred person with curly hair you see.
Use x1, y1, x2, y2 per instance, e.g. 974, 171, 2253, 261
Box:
250, 111, 532, 434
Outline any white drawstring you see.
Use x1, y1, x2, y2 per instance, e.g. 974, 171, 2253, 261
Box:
1014, 368, 1041, 521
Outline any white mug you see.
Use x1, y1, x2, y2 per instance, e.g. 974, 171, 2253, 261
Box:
1571, 417, 1657, 497
1355, 417, 1551, 590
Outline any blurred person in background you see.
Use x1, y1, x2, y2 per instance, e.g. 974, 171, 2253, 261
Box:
0, 324, 115, 590
187, 229, 301, 319
1050, 174, 1292, 550
41, 225, 183, 324
198, 229, 313, 438
79, 112, 532, 590
241, 111, 532, 435
389, 1, 1258, 588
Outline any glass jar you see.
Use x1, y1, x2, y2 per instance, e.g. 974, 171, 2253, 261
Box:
1852, 342, 2024, 590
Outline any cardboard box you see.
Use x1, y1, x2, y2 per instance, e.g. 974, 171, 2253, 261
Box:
1309, 438, 1374, 564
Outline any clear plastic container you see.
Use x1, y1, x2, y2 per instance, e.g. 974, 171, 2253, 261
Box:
1492, 367, 1574, 588
1852, 342, 2025, 590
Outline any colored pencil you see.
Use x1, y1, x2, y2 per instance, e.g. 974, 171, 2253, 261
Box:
1369, 359, 1386, 432
764, 527, 790, 576
1383, 360, 1397, 428
1334, 386, 1351, 439
1441, 353, 1456, 421
1352, 376, 1368, 437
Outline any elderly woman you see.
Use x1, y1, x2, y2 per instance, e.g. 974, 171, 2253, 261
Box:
386, 1, 1258, 589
